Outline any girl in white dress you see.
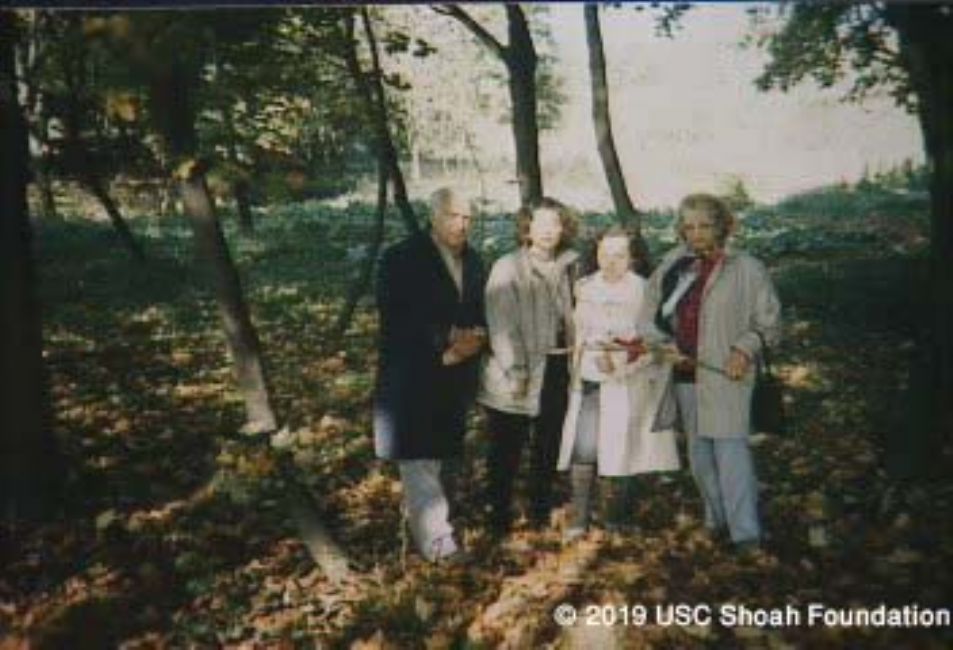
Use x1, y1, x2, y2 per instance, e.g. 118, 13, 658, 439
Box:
558, 226, 680, 540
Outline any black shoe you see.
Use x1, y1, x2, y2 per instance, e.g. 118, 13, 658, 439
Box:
528, 510, 552, 531
734, 539, 762, 557
487, 515, 512, 541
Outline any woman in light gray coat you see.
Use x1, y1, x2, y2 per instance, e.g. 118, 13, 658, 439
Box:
478, 198, 580, 535
639, 193, 781, 552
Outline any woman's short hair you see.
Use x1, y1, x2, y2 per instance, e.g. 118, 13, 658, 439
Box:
676, 193, 736, 244
515, 197, 578, 251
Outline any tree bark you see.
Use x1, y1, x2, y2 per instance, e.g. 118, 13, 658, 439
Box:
438, 4, 543, 205
0, 11, 60, 522
132, 17, 349, 578
234, 178, 254, 236
222, 103, 254, 235
36, 147, 58, 219
59, 36, 145, 261
178, 165, 277, 434
885, 5, 953, 473
505, 5, 543, 206
584, 5, 651, 274
149, 57, 278, 434
585, 5, 638, 224
332, 160, 387, 340
84, 176, 146, 262
343, 9, 419, 236
18, 12, 58, 219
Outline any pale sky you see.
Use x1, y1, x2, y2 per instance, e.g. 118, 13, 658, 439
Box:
533, 3, 924, 209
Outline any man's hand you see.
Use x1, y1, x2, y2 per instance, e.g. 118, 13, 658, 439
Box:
443, 327, 486, 365
725, 348, 751, 380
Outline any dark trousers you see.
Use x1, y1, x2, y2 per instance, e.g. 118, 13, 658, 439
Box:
485, 355, 569, 532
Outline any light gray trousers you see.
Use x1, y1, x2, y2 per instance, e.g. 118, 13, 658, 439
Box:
398, 460, 458, 561
675, 384, 761, 543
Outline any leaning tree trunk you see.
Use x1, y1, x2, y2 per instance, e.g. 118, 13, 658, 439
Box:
0, 11, 60, 522
178, 164, 277, 434
139, 29, 351, 581
584, 4, 651, 274
885, 5, 953, 477
84, 175, 146, 262
60, 41, 146, 261
333, 160, 387, 340
505, 5, 543, 206
343, 8, 418, 236
150, 60, 277, 434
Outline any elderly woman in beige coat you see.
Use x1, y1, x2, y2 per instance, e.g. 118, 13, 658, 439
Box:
639, 193, 781, 553
557, 226, 680, 541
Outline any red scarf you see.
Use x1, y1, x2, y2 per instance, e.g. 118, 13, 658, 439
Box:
674, 253, 723, 376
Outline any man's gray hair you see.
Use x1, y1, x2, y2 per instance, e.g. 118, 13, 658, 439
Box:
430, 187, 474, 221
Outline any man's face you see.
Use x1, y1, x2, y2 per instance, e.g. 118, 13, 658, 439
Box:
680, 209, 721, 258
432, 196, 473, 254
597, 235, 631, 282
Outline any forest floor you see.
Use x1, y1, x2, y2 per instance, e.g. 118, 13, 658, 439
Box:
2, 183, 952, 648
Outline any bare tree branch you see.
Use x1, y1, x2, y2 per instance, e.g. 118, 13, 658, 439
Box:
434, 4, 508, 61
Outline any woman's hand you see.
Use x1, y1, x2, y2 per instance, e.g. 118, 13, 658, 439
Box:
612, 337, 646, 364
512, 377, 530, 398
595, 351, 615, 374
725, 348, 751, 380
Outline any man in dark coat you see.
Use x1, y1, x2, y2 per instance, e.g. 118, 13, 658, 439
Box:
373, 187, 486, 562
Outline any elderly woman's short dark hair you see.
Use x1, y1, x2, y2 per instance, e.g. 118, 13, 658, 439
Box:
676, 193, 736, 244
515, 197, 578, 251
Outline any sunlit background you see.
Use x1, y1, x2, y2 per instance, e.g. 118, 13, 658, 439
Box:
398, 3, 924, 211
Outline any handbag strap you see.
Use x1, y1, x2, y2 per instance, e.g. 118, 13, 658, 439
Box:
753, 330, 775, 377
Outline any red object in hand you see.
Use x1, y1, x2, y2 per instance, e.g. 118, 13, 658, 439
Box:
613, 337, 646, 363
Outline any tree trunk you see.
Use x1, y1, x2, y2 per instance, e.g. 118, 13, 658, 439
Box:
84, 176, 146, 262
234, 178, 254, 236
584, 5, 651, 274
505, 5, 543, 206
410, 137, 421, 182
343, 9, 419, 236
36, 152, 57, 219
585, 5, 638, 224
913, 34, 953, 441
178, 166, 277, 434
332, 161, 387, 340
885, 5, 953, 475
18, 9, 56, 220
0, 11, 60, 522
150, 58, 277, 433
145, 34, 350, 579
439, 5, 543, 206
59, 38, 146, 261
222, 103, 254, 235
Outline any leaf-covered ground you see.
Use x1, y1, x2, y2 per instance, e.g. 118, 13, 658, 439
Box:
2, 185, 952, 648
